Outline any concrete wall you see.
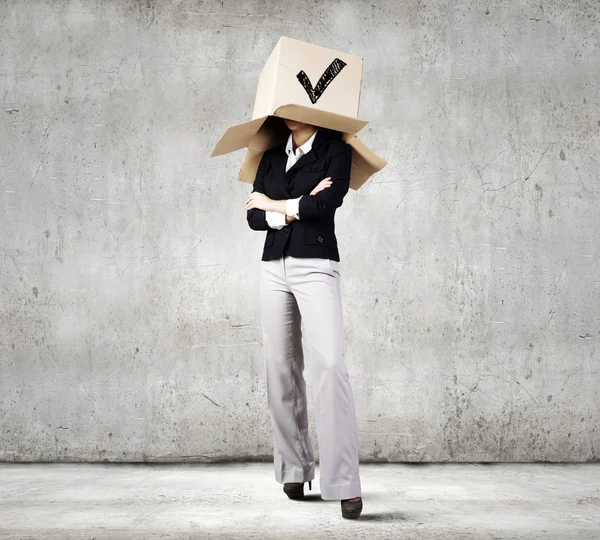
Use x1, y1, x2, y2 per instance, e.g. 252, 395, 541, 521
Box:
1, 0, 598, 462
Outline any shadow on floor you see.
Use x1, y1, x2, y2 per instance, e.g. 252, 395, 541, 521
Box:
292, 495, 409, 521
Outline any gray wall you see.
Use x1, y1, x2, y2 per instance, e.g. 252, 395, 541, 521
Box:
1, 0, 598, 462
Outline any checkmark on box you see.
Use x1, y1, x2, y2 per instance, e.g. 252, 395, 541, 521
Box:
296, 57, 348, 104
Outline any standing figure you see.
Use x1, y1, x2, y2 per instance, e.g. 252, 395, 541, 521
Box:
245, 117, 363, 520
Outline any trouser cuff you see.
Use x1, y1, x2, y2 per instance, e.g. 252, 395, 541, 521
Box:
275, 465, 315, 485
320, 480, 362, 500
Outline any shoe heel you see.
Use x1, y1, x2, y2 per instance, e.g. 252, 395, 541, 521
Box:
308, 480, 312, 491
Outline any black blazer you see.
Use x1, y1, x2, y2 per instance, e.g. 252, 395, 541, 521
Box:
246, 128, 352, 262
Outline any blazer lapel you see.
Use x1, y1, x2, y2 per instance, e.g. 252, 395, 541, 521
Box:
268, 129, 331, 196
285, 149, 316, 177
284, 128, 329, 178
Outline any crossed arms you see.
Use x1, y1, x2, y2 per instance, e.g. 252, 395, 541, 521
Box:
246, 143, 352, 231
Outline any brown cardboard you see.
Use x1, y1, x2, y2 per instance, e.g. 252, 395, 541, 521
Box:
210, 36, 386, 190
252, 36, 363, 120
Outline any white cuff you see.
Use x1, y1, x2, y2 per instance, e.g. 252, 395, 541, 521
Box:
265, 210, 287, 229
285, 196, 302, 220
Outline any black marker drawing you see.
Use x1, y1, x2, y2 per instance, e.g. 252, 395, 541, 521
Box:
296, 58, 347, 104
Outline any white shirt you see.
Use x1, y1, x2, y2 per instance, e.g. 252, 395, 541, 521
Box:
264, 129, 318, 229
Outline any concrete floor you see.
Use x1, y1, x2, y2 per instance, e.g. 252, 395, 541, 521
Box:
0, 463, 599, 539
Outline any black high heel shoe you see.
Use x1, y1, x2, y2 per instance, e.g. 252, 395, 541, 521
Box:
283, 480, 312, 500
341, 496, 363, 519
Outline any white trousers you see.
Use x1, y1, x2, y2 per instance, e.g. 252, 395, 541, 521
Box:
259, 254, 362, 500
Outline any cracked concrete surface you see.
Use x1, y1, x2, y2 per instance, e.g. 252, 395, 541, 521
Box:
1, 463, 600, 539
1, 0, 599, 464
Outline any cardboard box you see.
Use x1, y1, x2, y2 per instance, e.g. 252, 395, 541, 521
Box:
210, 36, 386, 190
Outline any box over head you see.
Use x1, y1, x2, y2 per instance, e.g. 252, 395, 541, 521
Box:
252, 36, 363, 120
210, 36, 386, 190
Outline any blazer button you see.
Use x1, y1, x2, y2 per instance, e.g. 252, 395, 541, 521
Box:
311, 164, 318, 171
317, 236, 323, 243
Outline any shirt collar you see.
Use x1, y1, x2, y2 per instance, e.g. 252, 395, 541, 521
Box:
285, 128, 319, 158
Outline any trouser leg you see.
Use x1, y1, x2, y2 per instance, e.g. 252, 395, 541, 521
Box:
286, 256, 362, 501
260, 257, 315, 485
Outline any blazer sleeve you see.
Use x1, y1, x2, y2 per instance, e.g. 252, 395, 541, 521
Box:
297, 142, 352, 221
246, 151, 271, 231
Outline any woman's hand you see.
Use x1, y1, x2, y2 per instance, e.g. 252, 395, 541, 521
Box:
245, 177, 332, 214
246, 192, 274, 212
284, 178, 333, 223
310, 177, 332, 195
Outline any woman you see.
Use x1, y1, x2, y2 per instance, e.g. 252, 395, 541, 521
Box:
245, 117, 363, 520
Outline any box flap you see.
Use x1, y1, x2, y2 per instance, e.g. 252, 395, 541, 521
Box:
236, 132, 386, 190
273, 103, 367, 136
209, 115, 270, 157
211, 104, 369, 159
237, 147, 264, 184
344, 135, 388, 190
